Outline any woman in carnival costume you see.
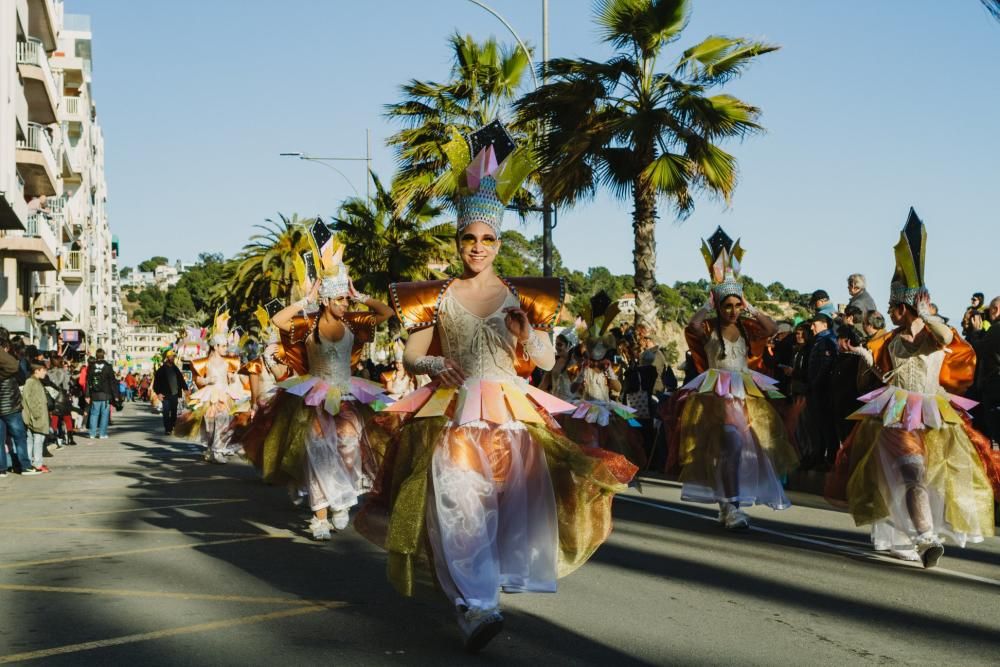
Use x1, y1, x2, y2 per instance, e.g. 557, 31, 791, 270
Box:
233, 319, 289, 467
677, 227, 798, 529
247, 240, 395, 540
174, 313, 251, 464
539, 328, 580, 402
828, 209, 997, 567
355, 122, 637, 653
556, 293, 646, 468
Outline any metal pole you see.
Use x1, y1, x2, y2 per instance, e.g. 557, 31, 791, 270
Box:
366, 128, 371, 200
541, 0, 553, 276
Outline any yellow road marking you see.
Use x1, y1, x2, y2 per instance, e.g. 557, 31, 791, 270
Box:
1, 526, 263, 537
0, 495, 246, 502
0, 605, 340, 663
0, 535, 277, 570
0, 499, 247, 526
0, 582, 344, 606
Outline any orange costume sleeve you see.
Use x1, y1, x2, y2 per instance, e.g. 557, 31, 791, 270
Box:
277, 315, 315, 377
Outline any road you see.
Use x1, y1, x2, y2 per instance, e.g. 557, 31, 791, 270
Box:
1, 404, 998, 665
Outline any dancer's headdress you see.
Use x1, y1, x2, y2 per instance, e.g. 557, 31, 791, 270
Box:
441, 120, 535, 235
295, 220, 352, 300
700, 227, 744, 302
210, 310, 230, 347
888, 208, 927, 308
577, 291, 620, 360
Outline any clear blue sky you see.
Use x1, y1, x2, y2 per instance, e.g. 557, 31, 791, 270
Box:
71, 0, 999, 319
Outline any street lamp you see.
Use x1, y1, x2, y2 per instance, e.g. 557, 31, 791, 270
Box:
279, 129, 373, 199
465, 0, 555, 277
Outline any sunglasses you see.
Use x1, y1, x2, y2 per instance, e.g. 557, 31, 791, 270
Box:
459, 235, 498, 250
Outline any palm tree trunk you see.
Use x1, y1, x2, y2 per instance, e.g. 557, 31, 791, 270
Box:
631, 175, 659, 330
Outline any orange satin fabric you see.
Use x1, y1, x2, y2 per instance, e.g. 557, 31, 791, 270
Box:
278, 312, 375, 374
389, 277, 566, 379
869, 327, 976, 395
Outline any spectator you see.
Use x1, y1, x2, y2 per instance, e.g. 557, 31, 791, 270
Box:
86, 349, 120, 440
968, 296, 1000, 442
46, 356, 75, 446
810, 289, 830, 313
846, 274, 877, 317
0, 329, 39, 476
829, 325, 872, 445
805, 312, 839, 470
863, 311, 886, 340
962, 292, 988, 340
153, 350, 187, 435
637, 330, 670, 396
124, 371, 137, 402
22, 361, 51, 473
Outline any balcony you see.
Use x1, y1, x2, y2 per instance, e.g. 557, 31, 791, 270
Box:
61, 249, 84, 282
61, 95, 88, 125
33, 288, 63, 323
16, 122, 61, 197
26, 0, 60, 51
0, 172, 30, 231
16, 38, 60, 124
0, 213, 58, 270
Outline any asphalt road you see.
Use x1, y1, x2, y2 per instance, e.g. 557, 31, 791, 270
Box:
1, 404, 998, 666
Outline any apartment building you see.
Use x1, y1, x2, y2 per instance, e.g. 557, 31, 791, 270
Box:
0, 2, 123, 357
120, 324, 175, 374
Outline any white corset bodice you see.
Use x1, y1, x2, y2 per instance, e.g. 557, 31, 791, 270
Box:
204, 355, 231, 384
305, 327, 354, 391
438, 289, 519, 381
705, 332, 750, 373
886, 335, 944, 394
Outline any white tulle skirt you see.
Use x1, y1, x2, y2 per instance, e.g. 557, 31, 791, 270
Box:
425, 420, 558, 612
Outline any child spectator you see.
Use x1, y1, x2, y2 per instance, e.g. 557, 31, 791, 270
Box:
22, 361, 51, 473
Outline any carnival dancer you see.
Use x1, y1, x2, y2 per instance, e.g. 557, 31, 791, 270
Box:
251, 238, 394, 540
828, 209, 996, 567
539, 328, 579, 402
557, 293, 646, 468
232, 324, 289, 465
174, 313, 250, 464
355, 121, 637, 652
677, 227, 798, 529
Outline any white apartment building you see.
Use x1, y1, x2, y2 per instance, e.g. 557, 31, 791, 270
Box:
120, 324, 175, 374
0, 2, 123, 357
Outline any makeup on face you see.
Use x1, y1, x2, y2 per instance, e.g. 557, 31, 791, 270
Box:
460, 233, 498, 251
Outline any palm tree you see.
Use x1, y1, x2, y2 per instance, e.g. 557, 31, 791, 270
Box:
516, 0, 778, 327
385, 32, 531, 207
330, 171, 454, 297
221, 213, 318, 329
984, 0, 1000, 21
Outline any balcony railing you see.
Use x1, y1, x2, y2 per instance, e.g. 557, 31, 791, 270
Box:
35, 288, 62, 315
24, 213, 57, 240
16, 38, 60, 108
17, 122, 59, 173
65, 250, 83, 272
64, 96, 80, 115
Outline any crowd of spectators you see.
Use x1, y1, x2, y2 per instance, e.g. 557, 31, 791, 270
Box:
0, 327, 132, 477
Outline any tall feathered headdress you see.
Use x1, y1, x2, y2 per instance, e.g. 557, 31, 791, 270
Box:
210, 310, 230, 347
889, 207, 927, 307
440, 120, 535, 235
293, 220, 352, 300
700, 226, 744, 301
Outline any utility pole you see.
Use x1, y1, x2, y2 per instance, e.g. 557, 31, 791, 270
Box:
541, 0, 553, 277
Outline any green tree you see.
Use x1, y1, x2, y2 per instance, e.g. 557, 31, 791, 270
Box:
137, 256, 169, 273
223, 214, 318, 330
177, 252, 226, 318
331, 171, 454, 295
134, 287, 166, 324
516, 0, 777, 327
120, 266, 133, 278
385, 32, 532, 208
164, 285, 196, 323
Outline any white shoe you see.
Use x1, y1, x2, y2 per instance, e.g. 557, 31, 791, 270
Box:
457, 606, 504, 653
308, 517, 332, 541
916, 533, 944, 569
886, 547, 921, 563
718, 502, 749, 530
331, 508, 350, 531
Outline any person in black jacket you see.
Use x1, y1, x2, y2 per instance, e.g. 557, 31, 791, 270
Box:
805, 313, 839, 470
86, 348, 120, 440
969, 296, 1000, 443
153, 350, 188, 435
0, 329, 39, 475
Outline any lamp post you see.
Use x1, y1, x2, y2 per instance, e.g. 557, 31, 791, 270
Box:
465, 0, 554, 277
279, 129, 373, 200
